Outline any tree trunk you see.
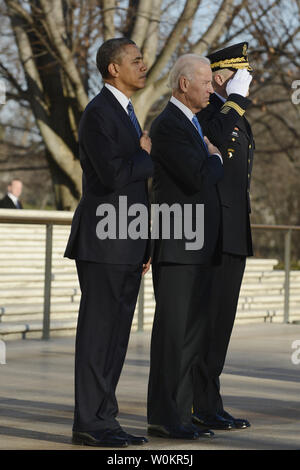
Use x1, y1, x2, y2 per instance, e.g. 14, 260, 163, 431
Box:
46, 150, 81, 210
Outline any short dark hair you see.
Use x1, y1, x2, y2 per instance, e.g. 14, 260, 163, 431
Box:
8, 178, 22, 185
96, 38, 136, 79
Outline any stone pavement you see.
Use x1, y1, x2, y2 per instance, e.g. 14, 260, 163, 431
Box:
0, 323, 300, 451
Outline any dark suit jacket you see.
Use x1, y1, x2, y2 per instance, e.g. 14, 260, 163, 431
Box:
197, 93, 254, 257
150, 102, 223, 265
0, 194, 22, 209
64, 86, 153, 264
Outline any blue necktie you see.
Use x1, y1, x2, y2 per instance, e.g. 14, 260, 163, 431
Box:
127, 102, 142, 137
192, 115, 208, 152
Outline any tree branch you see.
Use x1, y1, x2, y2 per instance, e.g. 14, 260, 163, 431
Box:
39, 0, 88, 111
5, 1, 82, 193
100, 0, 116, 40
142, 0, 163, 68
0, 62, 28, 100
191, 0, 235, 55
130, 0, 152, 46
146, 0, 201, 86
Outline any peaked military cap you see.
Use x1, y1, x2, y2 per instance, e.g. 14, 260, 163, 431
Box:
207, 42, 252, 72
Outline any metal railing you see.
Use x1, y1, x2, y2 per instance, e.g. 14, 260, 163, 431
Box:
251, 224, 300, 324
0, 209, 72, 340
0, 209, 299, 339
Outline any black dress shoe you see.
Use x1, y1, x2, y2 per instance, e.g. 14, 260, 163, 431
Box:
183, 423, 214, 438
115, 429, 148, 445
192, 413, 234, 430
148, 424, 199, 440
221, 410, 251, 429
72, 430, 129, 447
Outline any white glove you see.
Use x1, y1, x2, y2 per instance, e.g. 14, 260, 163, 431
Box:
226, 69, 253, 97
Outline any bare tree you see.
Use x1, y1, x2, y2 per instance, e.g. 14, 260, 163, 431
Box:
0, 0, 237, 208
0, 0, 299, 214
224, 0, 300, 261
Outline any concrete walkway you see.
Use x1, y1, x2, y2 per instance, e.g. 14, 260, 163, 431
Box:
0, 323, 300, 451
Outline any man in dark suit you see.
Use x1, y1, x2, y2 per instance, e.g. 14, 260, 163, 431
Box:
0, 179, 23, 209
192, 43, 254, 430
147, 54, 224, 440
64, 38, 153, 447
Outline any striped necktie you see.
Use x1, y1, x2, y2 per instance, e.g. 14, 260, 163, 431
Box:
127, 102, 142, 137
192, 115, 208, 152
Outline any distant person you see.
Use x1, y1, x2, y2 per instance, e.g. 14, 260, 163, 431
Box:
0, 179, 23, 209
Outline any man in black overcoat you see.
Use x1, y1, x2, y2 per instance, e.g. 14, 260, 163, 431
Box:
0, 179, 23, 209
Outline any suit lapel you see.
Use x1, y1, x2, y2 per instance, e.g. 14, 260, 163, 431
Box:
100, 86, 140, 144
166, 102, 208, 154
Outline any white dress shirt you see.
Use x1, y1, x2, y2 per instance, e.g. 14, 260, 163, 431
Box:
7, 192, 20, 208
170, 96, 194, 122
105, 83, 131, 113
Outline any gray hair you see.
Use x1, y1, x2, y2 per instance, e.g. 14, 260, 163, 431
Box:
168, 54, 211, 90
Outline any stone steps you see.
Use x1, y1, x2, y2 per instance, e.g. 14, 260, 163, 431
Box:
0, 319, 78, 339
0, 222, 299, 339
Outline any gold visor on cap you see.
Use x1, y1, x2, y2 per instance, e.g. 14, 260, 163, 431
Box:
207, 42, 252, 72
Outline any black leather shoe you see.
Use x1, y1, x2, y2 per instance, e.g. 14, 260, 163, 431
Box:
148, 424, 200, 440
72, 430, 129, 447
115, 429, 148, 445
183, 423, 214, 438
192, 413, 234, 430
221, 410, 251, 429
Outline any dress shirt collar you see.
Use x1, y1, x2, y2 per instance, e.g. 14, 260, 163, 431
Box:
7, 192, 19, 207
170, 96, 195, 122
105, 83, 131, 114
214, 92, 227, 103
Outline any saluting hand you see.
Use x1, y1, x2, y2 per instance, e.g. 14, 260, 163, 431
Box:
226, 69, 253, 97
140, 131, 152, 154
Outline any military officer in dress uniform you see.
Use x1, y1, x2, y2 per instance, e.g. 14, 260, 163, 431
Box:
192, 43, 255, 431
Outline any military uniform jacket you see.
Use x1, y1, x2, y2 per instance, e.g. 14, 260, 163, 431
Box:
197, 93, 254, 257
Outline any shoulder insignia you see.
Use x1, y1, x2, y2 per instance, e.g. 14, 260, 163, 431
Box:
220, 105, 230, 115
222, 101, 245, 117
